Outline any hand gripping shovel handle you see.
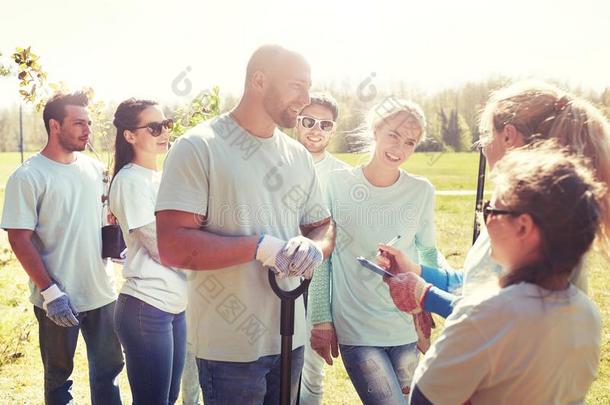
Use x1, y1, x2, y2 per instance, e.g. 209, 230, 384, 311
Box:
268, 270, 310, 405
268, 269, 311, 301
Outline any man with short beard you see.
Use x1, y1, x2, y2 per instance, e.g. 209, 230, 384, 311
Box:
156, 45, 335, 403
295, 93, 349, 405
1, 92, 124, 405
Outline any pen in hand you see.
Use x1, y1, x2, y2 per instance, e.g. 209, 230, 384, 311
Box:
377, 235, 402, 256
377, 235, 401, 274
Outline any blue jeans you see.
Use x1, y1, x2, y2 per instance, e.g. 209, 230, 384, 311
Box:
34, 302, 124, 405
340, 343, 419, 405
114, 293, 187, 405
197, 346, 304, 405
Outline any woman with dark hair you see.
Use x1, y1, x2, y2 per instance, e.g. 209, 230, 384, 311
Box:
109, 98, 187, 404
388, 144, 605, 403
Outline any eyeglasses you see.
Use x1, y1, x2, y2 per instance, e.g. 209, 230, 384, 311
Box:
482, 200, 521, 223
130, 118, 174, 137
297, 115, 336, 132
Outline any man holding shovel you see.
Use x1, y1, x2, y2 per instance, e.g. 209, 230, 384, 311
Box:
156, 44, 335, 404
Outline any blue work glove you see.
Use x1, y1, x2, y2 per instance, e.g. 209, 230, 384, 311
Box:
41, 284, 79, 327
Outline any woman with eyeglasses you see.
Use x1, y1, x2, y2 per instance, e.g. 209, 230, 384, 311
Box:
109, 98, 187, 404
390, 145, 605, 404
377, 81, 610, 321
308, 98, 448, 404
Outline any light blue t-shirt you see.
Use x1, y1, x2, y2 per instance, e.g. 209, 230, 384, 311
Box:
109, 163, 187, 314
326, 166, 436, 346
155, 114, 330, 362
1, 153, 116, 312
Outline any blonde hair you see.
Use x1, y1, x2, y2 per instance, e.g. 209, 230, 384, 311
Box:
480, 81, 610, 248
349, 97, 427, 154
491, 142, 606, 287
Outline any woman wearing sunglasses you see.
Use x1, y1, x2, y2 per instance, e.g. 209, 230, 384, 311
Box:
377, 81, 610, 320
394, 145, 605, 404
109, 98, 187, 404
308, 99, 448, 404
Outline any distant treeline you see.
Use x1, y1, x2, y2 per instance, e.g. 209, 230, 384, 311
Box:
1, 77, 609, 153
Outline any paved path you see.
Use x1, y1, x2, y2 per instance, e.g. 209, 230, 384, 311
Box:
436, 190, 491, 196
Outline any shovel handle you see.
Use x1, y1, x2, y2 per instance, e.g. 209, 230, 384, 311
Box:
268, 269, 310, 300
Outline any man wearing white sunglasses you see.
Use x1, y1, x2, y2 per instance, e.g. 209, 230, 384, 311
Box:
295, 93, 342, 164
296, 93, 349, 405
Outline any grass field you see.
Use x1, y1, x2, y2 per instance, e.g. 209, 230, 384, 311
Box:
0, 151, 607, 404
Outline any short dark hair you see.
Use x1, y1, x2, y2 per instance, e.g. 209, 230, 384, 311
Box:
305, 92, 339, 121
43, 91, 89, 135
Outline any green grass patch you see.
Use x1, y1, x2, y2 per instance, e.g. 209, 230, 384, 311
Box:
335, 151, 488, 190
0, 151, 607, 403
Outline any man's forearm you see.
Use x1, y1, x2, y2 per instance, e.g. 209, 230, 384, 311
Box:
8, 235, 53, 290
302, 218, 335, 259
157, 225, 259, 270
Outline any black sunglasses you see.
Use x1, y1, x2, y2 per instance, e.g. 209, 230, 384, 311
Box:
482, 200, 521, 223
130, 118, 174, 137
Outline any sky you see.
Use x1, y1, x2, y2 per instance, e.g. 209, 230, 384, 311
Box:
1, 0, 610, 107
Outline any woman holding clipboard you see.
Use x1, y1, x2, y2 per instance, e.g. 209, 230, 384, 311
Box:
307, 99, 447, 404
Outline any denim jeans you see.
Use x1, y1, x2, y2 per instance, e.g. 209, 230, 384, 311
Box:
197, 346, 304, 405
34, 301, 124, 405
114, 293, 187, 405
340, 343, 419, 405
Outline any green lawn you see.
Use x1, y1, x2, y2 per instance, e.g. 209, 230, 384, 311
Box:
0, 151, 607, 404
335, 151, 487, 191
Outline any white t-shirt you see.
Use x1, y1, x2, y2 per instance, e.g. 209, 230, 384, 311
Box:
1, 153, 116, 312
109, 163, 187, 314
315, 152, 350, 190
155, 114, 330, 362
461, 227, 501, 296
411, 283, 601, 405
326, 166, 436, 346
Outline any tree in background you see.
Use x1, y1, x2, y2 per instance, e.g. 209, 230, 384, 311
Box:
170, 86, 221, 138
0, 52, 11, 77
602, 88, 610, 120
439, 108, 471, 152
1, 48, 609, 154
0, 46, 223, 154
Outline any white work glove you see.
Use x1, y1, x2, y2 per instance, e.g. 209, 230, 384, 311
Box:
282, 236, 323, 279
255, 235, 323, 279
41, 284, 79, 327
256, 234, 292, 278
